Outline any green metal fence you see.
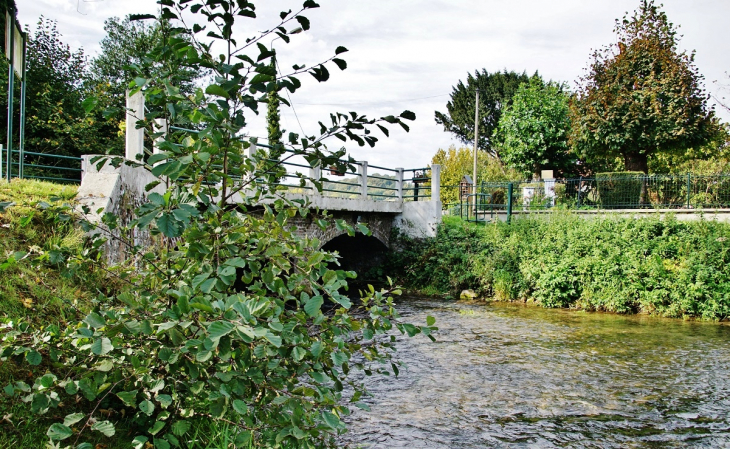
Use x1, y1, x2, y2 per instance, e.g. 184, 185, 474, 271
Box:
1, 145, 83, 183
442, 173, 730, 223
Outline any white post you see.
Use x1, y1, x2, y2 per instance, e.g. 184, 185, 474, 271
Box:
358, 161, 368, 199
396, 167, 404, 200
308, 163, 321, 195
431, 164, 441, 201
126, 90, 145, 161
246, 143, 257, 184
153, 119, 168, 156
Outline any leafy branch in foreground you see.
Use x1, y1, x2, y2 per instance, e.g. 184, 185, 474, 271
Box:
0, 1, 432, 448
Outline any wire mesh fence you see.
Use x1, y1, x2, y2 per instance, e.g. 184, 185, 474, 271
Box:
442, 173, 730, 222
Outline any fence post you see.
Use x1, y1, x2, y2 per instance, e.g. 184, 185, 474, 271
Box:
396, 167, 404, 200
358, 161, 368, 199
431, 164, 441, 202
686, 173, 691, 209
125, 90, 145, 162
308, 163, 321, 196
577, 176, 583, 208
507, 182, 513, 224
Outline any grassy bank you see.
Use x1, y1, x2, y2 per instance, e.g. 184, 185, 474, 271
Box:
388, 214, 730, 320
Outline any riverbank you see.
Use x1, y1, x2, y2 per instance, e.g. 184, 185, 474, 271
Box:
385, 213, 730, 320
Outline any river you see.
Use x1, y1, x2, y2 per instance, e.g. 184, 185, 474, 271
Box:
341, 297, 730, 448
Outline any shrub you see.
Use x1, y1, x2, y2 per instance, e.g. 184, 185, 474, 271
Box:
595, 172, 645, 209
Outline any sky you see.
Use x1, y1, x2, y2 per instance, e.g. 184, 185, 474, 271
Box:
17, 0, 730, 170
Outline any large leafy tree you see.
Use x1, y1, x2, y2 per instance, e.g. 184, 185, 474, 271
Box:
1, 1, 431, 448
495, 78, 575, 178
570, 0, 718, 174
435, 69, 534, 157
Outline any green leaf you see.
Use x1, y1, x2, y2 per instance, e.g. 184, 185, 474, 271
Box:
321, 411, 342, 430
157, 394, 172, 408
149, 420, 165, 436
304, 295, 324, 317
264, 332, 282, 348
82, 96, 98, 114
427, 315, 436, 326
85, 312, 106, 329
232, 399, 249, 414
25, 350, 42, 366
332, 58, 347, 70
132, 436, 149, 449
91, 337, 113, 355
47, 423, 74, 441
400, 110, 416, 121
171, 420, 191, 436
63, 413, 85, 427
91, 420, 115, 437
117, 390, 138, 407
156, 213, 183, 238
335, 45, 348, 55
331, 351, 348, 366
140, 399, 155, 416
205, 84, 230, 99
155, 439, 171, 449
207, 321, 235, 340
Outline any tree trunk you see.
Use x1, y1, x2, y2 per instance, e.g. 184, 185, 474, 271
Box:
623, 152, 649, 206
623, 152, 648, 174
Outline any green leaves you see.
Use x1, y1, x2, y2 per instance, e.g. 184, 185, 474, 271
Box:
92, 420, 115, 437
207, 321, 235, 340
90, 337, 113, 355
47, 423, 74, 441
304, 295, 324, 317
25, 350, 42, 366
205, 84, 230, 99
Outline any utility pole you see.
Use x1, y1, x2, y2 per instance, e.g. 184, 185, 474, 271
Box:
473, 89, 479, 196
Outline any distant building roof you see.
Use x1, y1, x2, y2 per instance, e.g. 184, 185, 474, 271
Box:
461, 175, 473, 184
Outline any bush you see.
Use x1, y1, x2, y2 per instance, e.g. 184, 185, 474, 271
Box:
388, 213, 730, 320
595, 172, 645, 209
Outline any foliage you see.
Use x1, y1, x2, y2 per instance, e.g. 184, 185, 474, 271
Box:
435, 69, 535, 157
569, 0, 718, 174
495, 78, 574, 178
0, 2, 433, 448
389, 214, 730, 320
431, 146, 522, 204
595, 172, 645, 209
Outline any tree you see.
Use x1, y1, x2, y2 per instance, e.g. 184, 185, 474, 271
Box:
495, 78, 574, 179
431, 146, 521, 204
435, 69, 534, 157
1, 2, 432, 448
570, 0, 718, 174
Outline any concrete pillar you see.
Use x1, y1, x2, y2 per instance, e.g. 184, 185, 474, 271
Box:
396, 167, 404, 200
358, 161, 368, 199
431, 164, 441, 201
309, 163, 321, 195
126, 90, 145, 161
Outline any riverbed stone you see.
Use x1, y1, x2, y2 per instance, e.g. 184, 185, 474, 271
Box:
460, 289, 478, 300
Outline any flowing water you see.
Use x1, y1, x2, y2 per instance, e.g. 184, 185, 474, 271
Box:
341, 297, 730, 448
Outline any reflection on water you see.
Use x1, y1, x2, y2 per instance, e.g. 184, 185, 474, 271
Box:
341, 298, 730, 448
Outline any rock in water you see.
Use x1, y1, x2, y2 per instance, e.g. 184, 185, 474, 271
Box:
460, 289, 478, 300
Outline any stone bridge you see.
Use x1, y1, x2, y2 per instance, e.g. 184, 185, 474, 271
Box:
77, 155, 442, 271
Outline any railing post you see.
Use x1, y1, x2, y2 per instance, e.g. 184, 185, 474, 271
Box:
126, 90, 145, 161
577, 176, 583, 208
308, 163, 321, 196
358, 161, 368, 199
396, 167, 404, 200
431, 164, 441, 201
686, 172, 691, 209
507, 182, 513, 224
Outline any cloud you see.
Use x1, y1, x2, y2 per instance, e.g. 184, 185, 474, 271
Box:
16, 0, 730, 170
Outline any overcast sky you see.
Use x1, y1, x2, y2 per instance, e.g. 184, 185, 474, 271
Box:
18, 0, 730, 170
